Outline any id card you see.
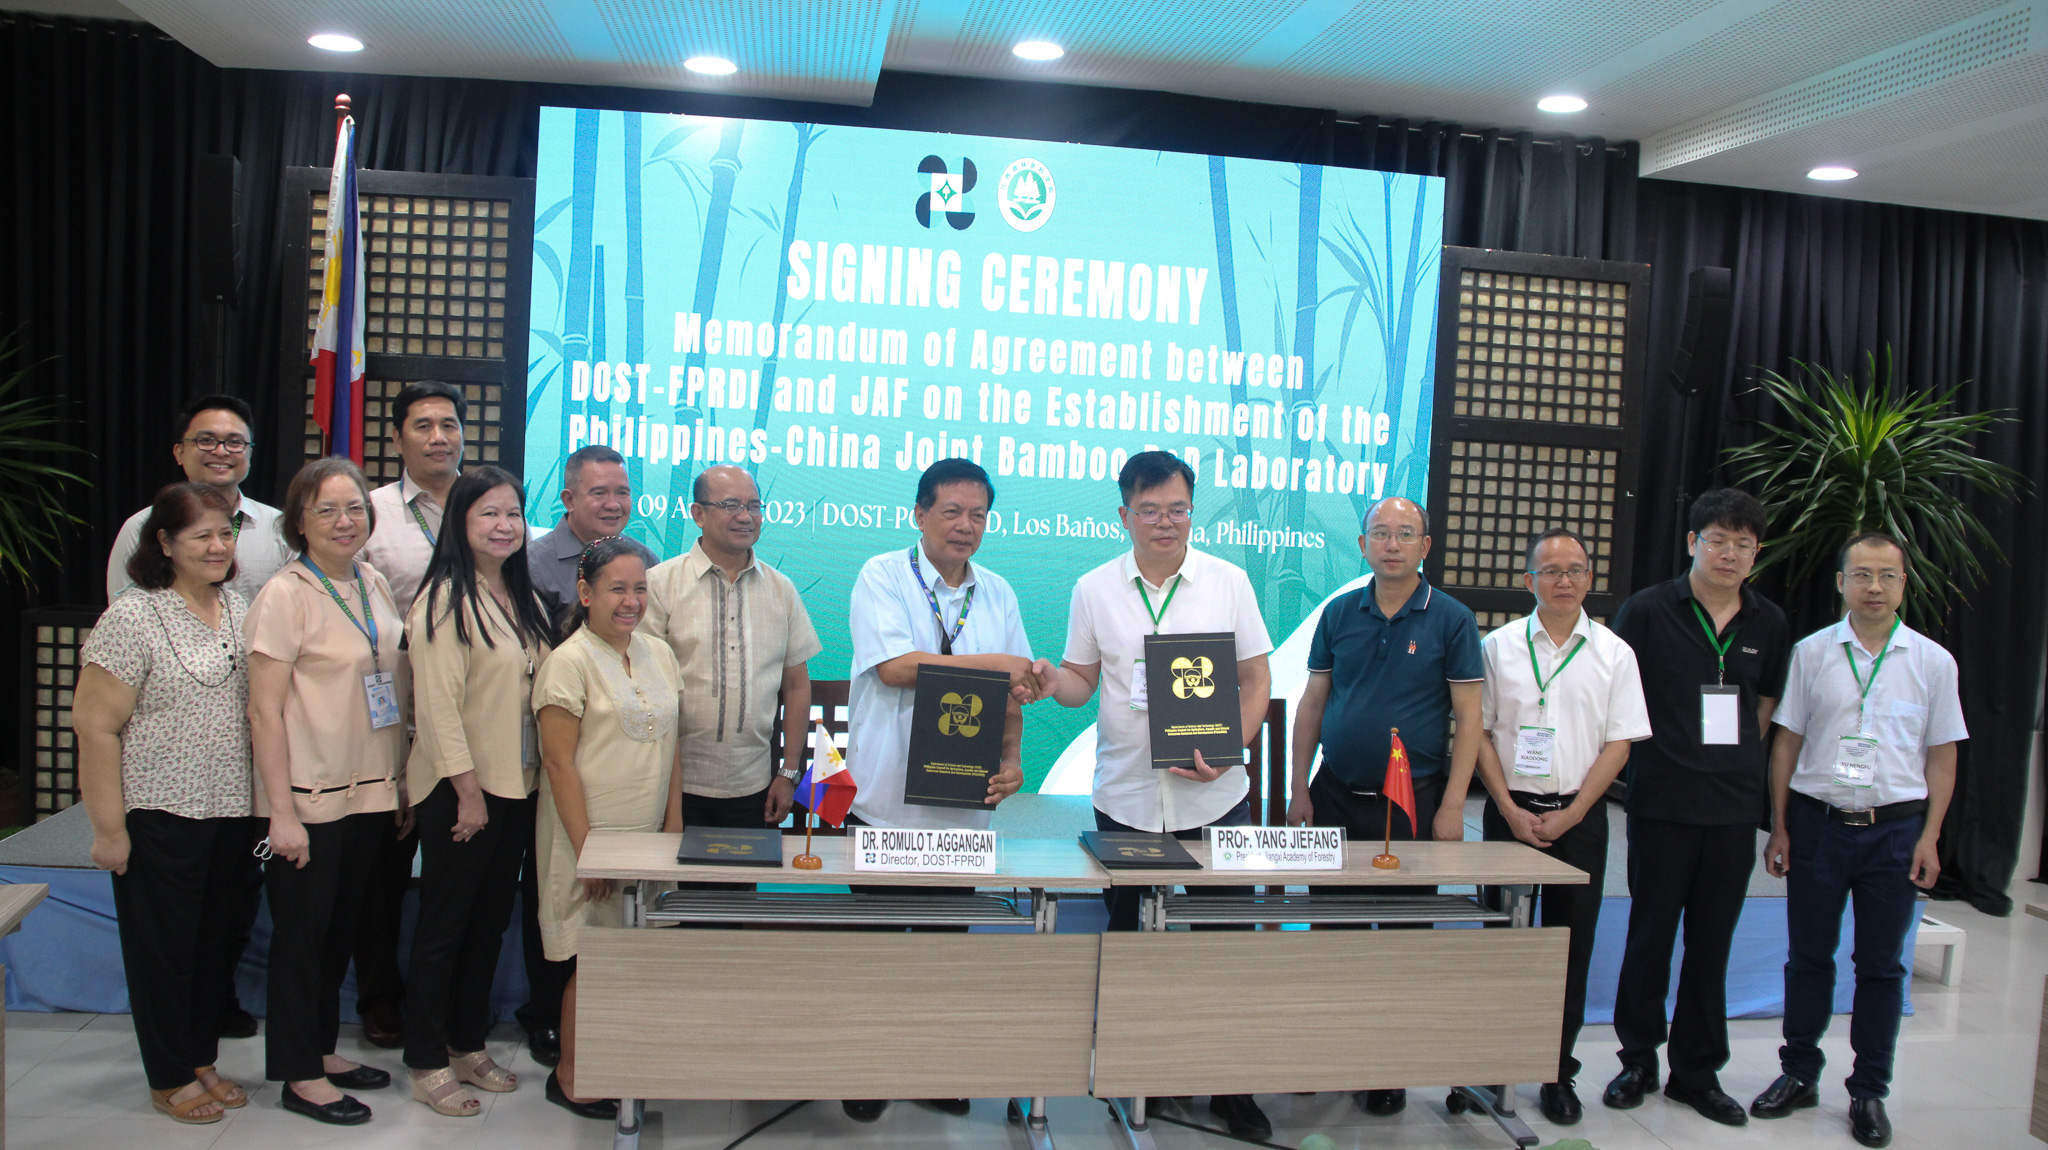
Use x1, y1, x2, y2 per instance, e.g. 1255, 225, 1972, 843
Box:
364, 671, 400, 730
1513, 726, 1556, 776
1833, 734, 1879, 788
1700, 685, 1740, 745
1129, 658, 1149, 711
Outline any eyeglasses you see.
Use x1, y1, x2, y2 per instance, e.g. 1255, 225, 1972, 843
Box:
1532, 566, 1591, 583
1367, 528, 1422, 544
1844, 571, 1904, 588
1698, 536, 1759, 557
1129, 506, 1193, 525
308, 502, 367, 523
184, 435, 251, 455
697, 499, 765, 516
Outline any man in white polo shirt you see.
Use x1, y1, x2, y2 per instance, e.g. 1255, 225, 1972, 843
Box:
1475, 527, 1651, 1126
1026, 450, 1274, 1143
1748, 532, 1964, 1150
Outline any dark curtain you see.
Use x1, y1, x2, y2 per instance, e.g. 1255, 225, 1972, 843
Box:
0, 16, 2036, 909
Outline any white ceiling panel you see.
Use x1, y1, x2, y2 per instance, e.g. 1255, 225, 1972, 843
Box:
16, 0, 2048, 219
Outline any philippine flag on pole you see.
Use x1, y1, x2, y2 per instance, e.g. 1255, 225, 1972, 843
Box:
796, 723, 857, 827
310, 109, 366, 464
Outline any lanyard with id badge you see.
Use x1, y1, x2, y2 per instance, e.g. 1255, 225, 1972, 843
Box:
1690, 600, 1743, 746
1128, 574, 1181, 711
1834, 619, 1900, 810
304, 557, 400, 729
1515, 619, 1586, 777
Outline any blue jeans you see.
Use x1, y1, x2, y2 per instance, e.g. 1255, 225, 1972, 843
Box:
1096, 798, 1253, 932
1780, 797, 1923, 1099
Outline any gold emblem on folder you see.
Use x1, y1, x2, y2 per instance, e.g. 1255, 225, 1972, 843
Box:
937, 691, 984, 737
1169, 656, 1216, 700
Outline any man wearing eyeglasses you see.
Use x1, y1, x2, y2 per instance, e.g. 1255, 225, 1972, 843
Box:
107, 394, 293, 604
529, 445, 657, 623
1473, 527, 1651, 1126
1748, 533, 1961, 1149
642, 464, 820, 832
1025, 450, 1274, 1142
1603, 488, 1790, 1127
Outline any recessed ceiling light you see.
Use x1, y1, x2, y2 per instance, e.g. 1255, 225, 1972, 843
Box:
1537, 95, 1587, 114
1808, 166, 1858, 181
308, 33, 363, 52
685, 55, 738, 75
1013, 40, 1064, 62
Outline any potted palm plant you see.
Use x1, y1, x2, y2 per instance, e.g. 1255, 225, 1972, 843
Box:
1721, 350, 2025, 627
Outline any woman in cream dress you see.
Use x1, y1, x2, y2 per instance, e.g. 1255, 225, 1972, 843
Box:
531, 536, 681, 1118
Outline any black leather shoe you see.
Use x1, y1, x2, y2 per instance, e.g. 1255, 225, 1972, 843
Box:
325, 1065, 391, 1091
1850, 1098, 1892, 1148
545, 1071, 619, 1120
217, 1004, 258, 1040
1750, 1074, 1819, 1119
1664, 1080, 1748, 1126
1540, 1080, 1582, 1125
526, 1025, 562, 1067
1353, 1088, 1406, 1115
1602, 1065, 1652, 1109
281, 1083, 371, 1125
360, 998, 404, 1049
1209, 1094, 1272, 1140
841, 1099, 885, 1122
925, 1098, 970, 1116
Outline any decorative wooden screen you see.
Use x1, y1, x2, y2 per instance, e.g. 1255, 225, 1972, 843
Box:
278, 169, 534, 483
20, 608, 99, 822
1425, 248, 1651, 634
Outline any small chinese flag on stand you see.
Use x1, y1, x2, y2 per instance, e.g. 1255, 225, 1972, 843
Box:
1373, 728, 1415, 869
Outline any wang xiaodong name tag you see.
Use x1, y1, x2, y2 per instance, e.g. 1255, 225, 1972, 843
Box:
1833, 734, 1879, 789
364, 671, 400, 730
1514, 726, 1556, 776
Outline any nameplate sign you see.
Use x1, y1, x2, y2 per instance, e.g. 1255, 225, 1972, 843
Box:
1205, 826, 1345, 870
851, 826, 999, 874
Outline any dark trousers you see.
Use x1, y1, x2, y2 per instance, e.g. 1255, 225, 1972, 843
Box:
110, 810, 249, 1090
517, 833, 573, 1032
351, 816, 417, 1017
218, 818, 264, 1019
1613, 814, 1754, 1090
1096, 798, 1254, 933
1780, 798, 1922, 1099
264, 811, 383, 1082
405, 781, 531, 1069
1307, 770, 1444, 922
1482, 793, 1607, 1083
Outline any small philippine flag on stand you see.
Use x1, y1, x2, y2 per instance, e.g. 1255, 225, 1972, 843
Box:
797, 723, 857, 827
310, 98, 366, 464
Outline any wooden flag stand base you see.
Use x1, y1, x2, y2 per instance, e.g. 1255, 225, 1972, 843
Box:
1372, 726, 1403, 868
1371, 852, 1401, 869
793, 806, 823, 869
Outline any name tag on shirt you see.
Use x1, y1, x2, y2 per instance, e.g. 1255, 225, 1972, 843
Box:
1128, 658, 1149, 711
364, 671, 400, 730
1833, 734, 1879, 789
1700, 685, 1740, 745
1513, 726, 1556, 777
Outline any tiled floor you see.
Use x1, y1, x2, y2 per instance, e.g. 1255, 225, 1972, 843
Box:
7, 885, 2043, 1150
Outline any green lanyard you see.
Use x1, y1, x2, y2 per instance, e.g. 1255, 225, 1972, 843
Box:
1688, 599, 1738, 685
1135, 575, 1182, 634
402, 476, 438, 546
1844, 618, 1901, 734
302, 556, 378, 657
1525, 617, 1587, 716
230, 513, 242, 541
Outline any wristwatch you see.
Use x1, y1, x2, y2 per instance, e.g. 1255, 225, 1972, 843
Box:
776, 766, 802, 782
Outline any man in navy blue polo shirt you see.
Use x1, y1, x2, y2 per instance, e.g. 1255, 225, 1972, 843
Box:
1288, 495, 1483, 1118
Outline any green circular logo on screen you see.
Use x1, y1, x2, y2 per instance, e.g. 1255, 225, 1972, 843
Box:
998, 158, 1055, 232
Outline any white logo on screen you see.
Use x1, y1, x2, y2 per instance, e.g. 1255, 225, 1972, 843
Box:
998, 158, 1055, 232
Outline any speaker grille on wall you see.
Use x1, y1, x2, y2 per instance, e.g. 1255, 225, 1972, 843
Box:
1668, 265, 1733, 397
278, 167, 534, 478
1427, 248, 1651, 635
196, 154, 243, 305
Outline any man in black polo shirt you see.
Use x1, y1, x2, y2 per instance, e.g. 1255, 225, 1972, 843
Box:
1289, 496, 1483, 1118
1602, 488, 1790, 1127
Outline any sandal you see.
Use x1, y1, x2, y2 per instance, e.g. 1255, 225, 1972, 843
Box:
410, 1066, 481, 1117
150, 1084, 225, 1125
449, 1048, 517, 1093
194, 1064, 248, 1108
